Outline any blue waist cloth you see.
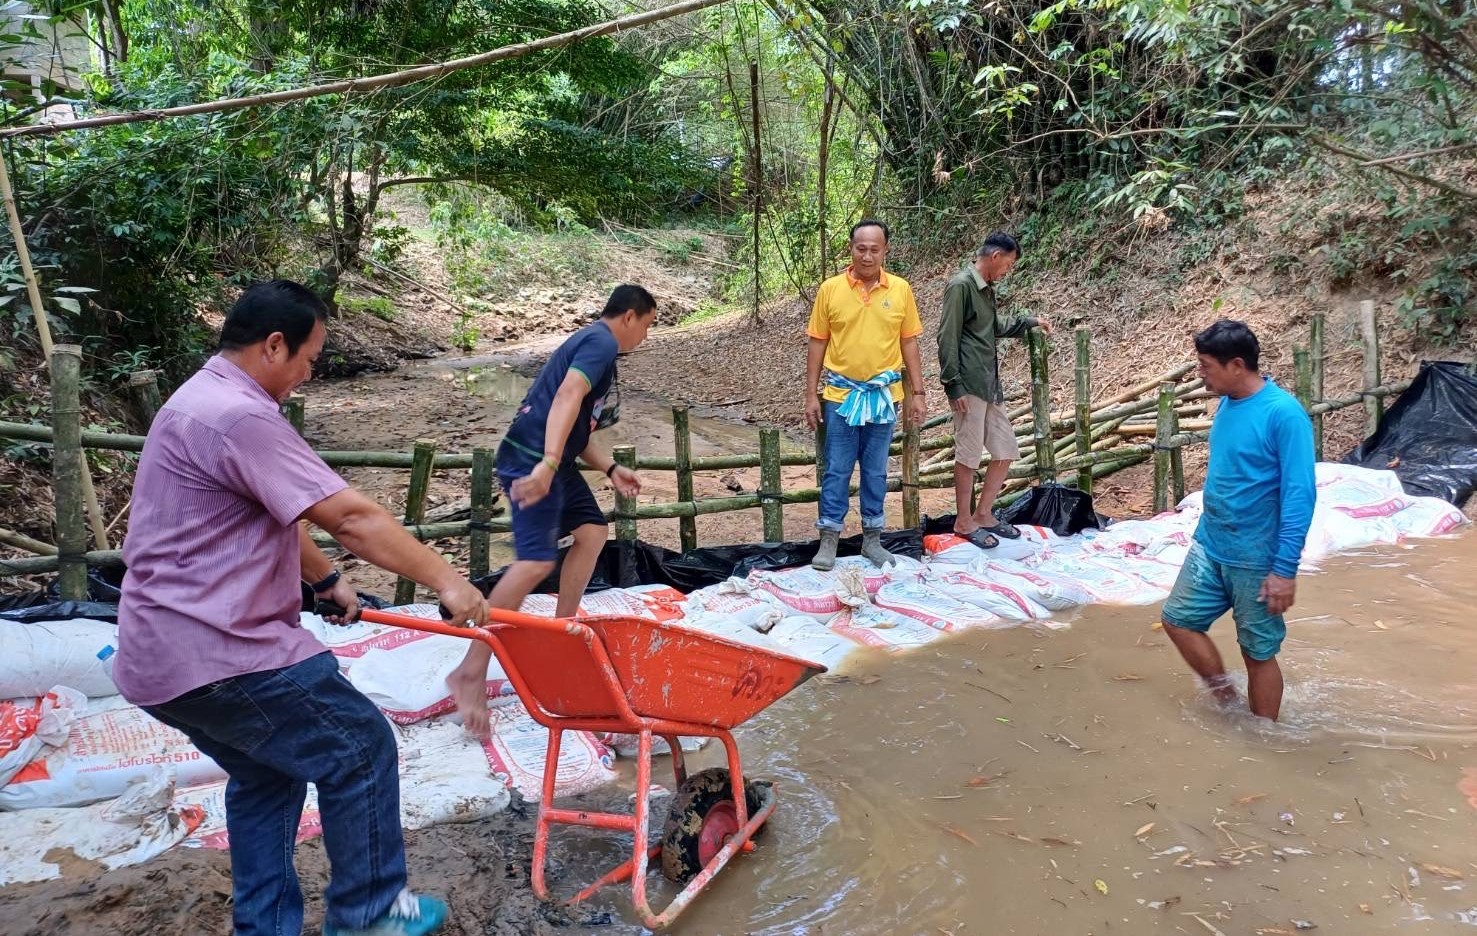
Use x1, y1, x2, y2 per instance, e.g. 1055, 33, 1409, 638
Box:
827, 370, 900, 426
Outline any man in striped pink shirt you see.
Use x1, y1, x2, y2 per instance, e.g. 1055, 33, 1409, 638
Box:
116, 280, 487, 936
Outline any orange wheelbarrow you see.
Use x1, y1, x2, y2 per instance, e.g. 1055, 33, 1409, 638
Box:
355, 606, 825, 929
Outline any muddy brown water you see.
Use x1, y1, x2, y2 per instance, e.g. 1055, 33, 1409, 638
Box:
546, 533, 1477, 935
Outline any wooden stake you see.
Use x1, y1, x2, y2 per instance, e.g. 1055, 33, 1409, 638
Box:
1310, 312, 1325, 460
1152, 382, 1175, 513
1358, 299, 1383, 436
1074, 327, 1092, 495
901, 379, 921, 529
760, 428, 783, 542
281, 392, 306, 436
1169, 406, 1185, 505
613, 444, 638, 542
469, 447, 493, 579
1028, 327, 1055, 483
128, 369, 162, 427
673, 405, 697, 552
51, 345, 87, 598
394, 439, 437, 604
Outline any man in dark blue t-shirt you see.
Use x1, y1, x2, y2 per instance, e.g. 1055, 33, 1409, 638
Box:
450, 284, 656, 736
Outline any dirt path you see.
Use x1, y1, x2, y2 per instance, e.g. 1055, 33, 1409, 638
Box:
0, 797, 637, 936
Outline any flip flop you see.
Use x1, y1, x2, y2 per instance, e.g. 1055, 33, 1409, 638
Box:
955, 528, 999, 549
980, 521, 1022, 540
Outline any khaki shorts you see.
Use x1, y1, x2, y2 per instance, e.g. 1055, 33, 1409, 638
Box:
952, 395, 1019, 467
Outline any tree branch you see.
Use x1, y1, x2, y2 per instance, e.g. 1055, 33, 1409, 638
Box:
1309, 134, 1477, 201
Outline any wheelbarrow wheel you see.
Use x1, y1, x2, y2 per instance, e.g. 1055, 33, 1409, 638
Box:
659, 767, 769, 884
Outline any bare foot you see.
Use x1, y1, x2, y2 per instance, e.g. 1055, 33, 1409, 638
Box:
446, 665, 490, 739
1205, 675, 1240, 708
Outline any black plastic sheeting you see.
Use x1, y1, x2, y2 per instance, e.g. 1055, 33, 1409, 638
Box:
1344, 360, 1477, 507
471, 529, 924, 597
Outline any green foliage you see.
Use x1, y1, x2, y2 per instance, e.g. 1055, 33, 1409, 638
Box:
339, 295, 398, 322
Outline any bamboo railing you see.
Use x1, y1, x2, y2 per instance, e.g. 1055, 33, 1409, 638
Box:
0, 313, 1408, 598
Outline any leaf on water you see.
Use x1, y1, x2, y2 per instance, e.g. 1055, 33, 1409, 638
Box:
1233, 793, 1268, 806
1135, 822, 1157, 838
1040, 836, 1081, 847
1113, 673, 1144, 681
1094, 879, 1109, 895
1421, 863, 1465, 880
939, 824, 978, 847
1002, 831, 1035, 844
1358, 904, 1372, 914
965, 775, 995, 788
1373, 620, 1389, 630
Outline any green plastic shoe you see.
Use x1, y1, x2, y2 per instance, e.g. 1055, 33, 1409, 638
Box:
322, 890, 448, 936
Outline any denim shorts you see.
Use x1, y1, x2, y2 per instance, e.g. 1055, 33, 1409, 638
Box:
501, 465, 606, 562
1162, 540, 1287, 661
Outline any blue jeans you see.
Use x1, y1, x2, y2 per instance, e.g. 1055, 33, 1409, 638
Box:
817, 400, 892, 532
146, 651, 406, 936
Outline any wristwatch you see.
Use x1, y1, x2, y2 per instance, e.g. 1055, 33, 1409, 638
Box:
310, 569, 341, 594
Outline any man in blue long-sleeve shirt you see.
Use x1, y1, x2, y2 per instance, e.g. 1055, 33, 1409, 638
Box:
1161, 320, 1316, 721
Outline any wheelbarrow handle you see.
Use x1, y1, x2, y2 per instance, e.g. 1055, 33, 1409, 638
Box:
314, 601, 593, 640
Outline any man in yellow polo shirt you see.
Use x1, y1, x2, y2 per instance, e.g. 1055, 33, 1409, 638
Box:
804, 219, 927, 570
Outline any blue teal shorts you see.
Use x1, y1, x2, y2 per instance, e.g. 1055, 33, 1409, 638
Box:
1161, 541, 1286, 661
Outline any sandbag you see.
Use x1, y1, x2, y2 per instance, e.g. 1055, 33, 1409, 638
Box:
872, 580, 1009, 631
0, 772, 204, 884
0, 687, 86, 788
926, 571, 1050, 622
480, 703, 616, 802
982, 559, 1097, 612
747, 566, 870, 620
0, 619, 118, 698
827, 606, 951, 653
684, 581, 787, 631
347, 634, 514, 726
0, 704, 226, 810
766, 616, 860, 670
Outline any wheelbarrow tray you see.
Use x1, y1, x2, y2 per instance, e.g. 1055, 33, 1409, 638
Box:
495, 614, 825, 730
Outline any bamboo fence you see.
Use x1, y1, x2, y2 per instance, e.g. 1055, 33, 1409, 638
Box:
0, 316, 1411, 598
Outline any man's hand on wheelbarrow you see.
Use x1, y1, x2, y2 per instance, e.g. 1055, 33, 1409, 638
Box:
439, 578, 489, 629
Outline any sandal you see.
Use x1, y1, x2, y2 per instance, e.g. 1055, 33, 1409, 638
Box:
954, 528, 999, 549
980, 520, 1022, 540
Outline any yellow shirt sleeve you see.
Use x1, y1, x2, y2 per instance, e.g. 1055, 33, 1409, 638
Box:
900, 283, 923, 339
806, 281, 831, 340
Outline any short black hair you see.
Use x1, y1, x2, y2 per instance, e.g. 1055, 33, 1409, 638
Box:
1194, 319, 1260, 371
601, 284, 657, 318
219, 280, 328, 354
978, 231, 1021, 258
850, 218, 889, 243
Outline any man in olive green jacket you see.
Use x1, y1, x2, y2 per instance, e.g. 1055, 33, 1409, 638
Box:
937, 232, 1050, 548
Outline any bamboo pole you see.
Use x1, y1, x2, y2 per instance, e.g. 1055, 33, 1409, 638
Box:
901, 378, 921, 529
468, 447, 493, 579
1294, 346, 1313, 418
0, 526, 56, 555
128, 369, 162, 428
613, 444, 638, 541
1152, 382, 1174, 514
0, 153, 51, 358
1310, 312, 1325, 460
673, 405, 697, 552
1074, 327, 1092, 495
1028, 327, 1055, 483
1169, 406, 1185, 506
748, 60, 762, 324
1358, 299, 1383, 435
51, 345, 88, 598
0, 0, 734, 140
1, 155, 111, 550
760, 428, 783, 542
281, 392, 306, 436
394, 439, 437, 604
